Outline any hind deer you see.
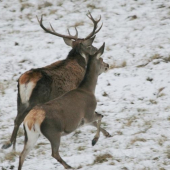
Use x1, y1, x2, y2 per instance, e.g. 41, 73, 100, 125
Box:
2, 12, 111, 150
18, 42, 109, 170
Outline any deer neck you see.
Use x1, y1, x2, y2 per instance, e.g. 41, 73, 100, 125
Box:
79, 58, 98, 94
67, 48, 89, 69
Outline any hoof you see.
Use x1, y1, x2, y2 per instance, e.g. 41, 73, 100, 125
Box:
105, 132, 112, 138
65, 165, 73, 169
95, 112, 103, 118
92, 137, 98, 146
1, 141, 12, 149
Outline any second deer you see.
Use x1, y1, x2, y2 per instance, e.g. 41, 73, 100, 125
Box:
18, 42, 109, 169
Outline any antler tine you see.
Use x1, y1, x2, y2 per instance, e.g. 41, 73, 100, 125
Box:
94, 22, 103, 34
37, 15, 78, 40
50, 23, 56, 32
84, 12, 102, 40
74, 27, 78, 38
87, 11, 101, 23
36, 15, 40, 24
67, 27, 78, 39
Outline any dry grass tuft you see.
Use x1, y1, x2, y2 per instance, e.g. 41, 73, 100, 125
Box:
149, 99, 157, 104
165, 149, 170, 159
159, 168, 166, 170
151, 54, 162, 60
50, 9, 58, 15
71, 21, 84, 28
77, 146, 86, 151
4, 151, 20, 162
102, 92, 108, 97
163, 56, 170, 63
137, 108, 147, 112
57, 1, 63, 6
109, 162, 115, 165
158, 87, 165, 94
93, 153, 113, 164
87, 4, 96, 9
77, 165, 83, 169
116, 131, 123, 135
126, 116, 137, 127
0, 82, 5, 95
35, 142, 48, 149
146, 77, 153, 82
137, 54, 162, 68
157, 93, 165, 98
110, 61, 127, 69
128, 15, 137, 20
156, 87, 165, 98
131, 137, 146, 145
73, 130, 81, 137
20, 3, 34, 11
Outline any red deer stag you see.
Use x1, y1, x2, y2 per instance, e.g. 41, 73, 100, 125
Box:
2, 13, 111, 150
18, 42, 109, 170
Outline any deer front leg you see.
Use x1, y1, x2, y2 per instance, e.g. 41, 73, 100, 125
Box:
92, 119, 102, 146
89, 112, 103, 146
91, 113, 111, 137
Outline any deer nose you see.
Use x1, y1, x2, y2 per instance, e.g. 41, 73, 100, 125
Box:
105, 64, 109, 71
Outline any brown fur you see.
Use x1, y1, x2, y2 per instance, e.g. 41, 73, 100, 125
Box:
19, 71, 42, 85
24, 108, 45, 130
43, 60, 63, 69
45, 59, 85, 100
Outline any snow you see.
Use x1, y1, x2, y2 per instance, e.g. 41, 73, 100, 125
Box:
1, 0, 170, 169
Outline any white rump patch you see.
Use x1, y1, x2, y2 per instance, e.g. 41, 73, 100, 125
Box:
20, 82, 36, 104
25, 122, 40, 144
21, 122, 40, 161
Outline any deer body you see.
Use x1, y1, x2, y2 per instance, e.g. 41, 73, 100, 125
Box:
2, 13, 111, 150
18, 43, 109, 169
19, 54, 86, 104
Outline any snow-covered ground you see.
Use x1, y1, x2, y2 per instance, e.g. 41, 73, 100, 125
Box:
1, 0, 170, 169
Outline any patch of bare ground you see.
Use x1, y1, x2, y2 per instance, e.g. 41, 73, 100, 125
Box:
130, 137, 147, 145
93, 153, 113, 164
110, 61, 127, 69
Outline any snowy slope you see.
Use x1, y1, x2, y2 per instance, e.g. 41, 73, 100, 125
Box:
1, 0, 170, 169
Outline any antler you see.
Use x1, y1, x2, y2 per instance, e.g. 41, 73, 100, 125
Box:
84, 11, 103, 40
36, 15, 78, 40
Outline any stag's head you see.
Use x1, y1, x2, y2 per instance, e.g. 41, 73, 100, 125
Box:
37, 12, 103, 55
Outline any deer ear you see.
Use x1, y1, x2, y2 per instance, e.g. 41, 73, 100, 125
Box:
96, 42, 105, 59
82, 35, 96, 46
79, 44, 89, 61
63, 38, 73, 47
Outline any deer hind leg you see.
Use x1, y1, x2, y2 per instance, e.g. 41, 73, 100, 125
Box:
1, 105, 28, 150
2, 117, 21, 150
12, 112, 27, 150
18, 125, 39, 170
43, 131, 72, 169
